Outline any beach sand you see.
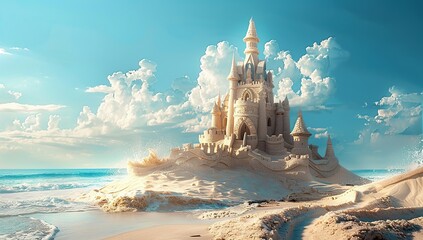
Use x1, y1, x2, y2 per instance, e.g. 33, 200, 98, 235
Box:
100, 166, 423, 240
106, 224, 212, 240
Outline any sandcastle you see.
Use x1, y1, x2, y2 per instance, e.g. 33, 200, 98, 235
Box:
167, 19, 341, 181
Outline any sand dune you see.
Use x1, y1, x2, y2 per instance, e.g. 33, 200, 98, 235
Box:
208, 166, 423, 240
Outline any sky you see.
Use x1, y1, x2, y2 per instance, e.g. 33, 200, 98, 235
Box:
0, 0, 421, 169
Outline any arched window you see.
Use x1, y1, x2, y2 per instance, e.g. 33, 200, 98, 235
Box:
244, 93, 250, 101
267, 117, 271, 127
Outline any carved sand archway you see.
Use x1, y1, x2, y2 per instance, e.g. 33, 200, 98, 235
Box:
234, 117, 257, 140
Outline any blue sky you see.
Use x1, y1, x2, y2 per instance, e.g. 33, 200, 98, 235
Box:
0, 0, 421, 169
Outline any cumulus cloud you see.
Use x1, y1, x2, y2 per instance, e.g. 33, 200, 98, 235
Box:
265, 37, 348, 109
0, 84, 5, 89
355, 87, 422, 145
188, 41, 239, 112
0, 102, 65, 112
143, 41, 238, 131
360, 87, 422, 136
12, 114, 42, 132
8, 90, 22, 100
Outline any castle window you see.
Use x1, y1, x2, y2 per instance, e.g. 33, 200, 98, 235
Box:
267, 118, 271, 127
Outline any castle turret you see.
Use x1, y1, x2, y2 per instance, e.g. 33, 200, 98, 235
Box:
282, 96, 292, 144
211, 102, 222, 129
243, 18, 260, 73
290, 110, 312, 155
226, 53, 239, 136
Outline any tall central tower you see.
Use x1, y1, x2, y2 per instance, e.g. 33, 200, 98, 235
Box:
243, 18, 260, 68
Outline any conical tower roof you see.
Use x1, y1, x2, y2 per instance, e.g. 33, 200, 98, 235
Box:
212, 102, 220, 113
282, 96, 290, 109
227, 53, 239, 80
325, 135, 336, 158
291, 111, 311, 136
244, 18, 259, 42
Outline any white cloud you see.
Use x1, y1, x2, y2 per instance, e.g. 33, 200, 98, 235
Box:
0, 84, 5, 89
265, 37, 348, 109
143, 41, 238, 132
367, 87, 421, 135
47, 115, 61, 131
308, 127, 330, 139
12, 114, 42, 132
85, 85, 113, 93
179, 115, 212, 133
188, 41, 239, 112
0, 102, 65, 112
8, 90, 22, 100
0, 48, 11, 55
355, 87, 422, 144
10, 47, 30, 51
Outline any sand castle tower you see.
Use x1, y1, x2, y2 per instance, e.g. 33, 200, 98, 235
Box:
290, 111, 312, 155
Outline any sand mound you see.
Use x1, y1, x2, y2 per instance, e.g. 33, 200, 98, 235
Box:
83, 161, 295, 212
83, 148, 371, 213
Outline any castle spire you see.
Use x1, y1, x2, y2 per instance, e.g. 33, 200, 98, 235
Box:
244, 18, 258, 41
217, 92, 221, 107
291, 110, 311, 136
227, 53, 239, 80
243, 18, 260, 66
325, 135, 336, 158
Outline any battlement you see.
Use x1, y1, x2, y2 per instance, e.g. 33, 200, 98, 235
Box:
266, 134, 283, 143
199, 127, 225, 144
199, 142, 229, 155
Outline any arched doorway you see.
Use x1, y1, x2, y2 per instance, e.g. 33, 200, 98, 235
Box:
238, 122, 251, 140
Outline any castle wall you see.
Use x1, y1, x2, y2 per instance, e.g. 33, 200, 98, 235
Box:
199, 128, 225, 143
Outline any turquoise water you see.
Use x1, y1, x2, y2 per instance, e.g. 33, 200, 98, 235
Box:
351, 169, 405, 182
0, 168, 127, 194
0, 168, 406, 239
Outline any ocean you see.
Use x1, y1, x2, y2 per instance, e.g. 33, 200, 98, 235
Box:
0, 169, 127, 240
0, 168, 405, 239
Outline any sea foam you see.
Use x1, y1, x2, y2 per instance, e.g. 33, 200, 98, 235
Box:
0, 216, 59, 240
